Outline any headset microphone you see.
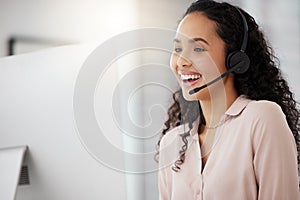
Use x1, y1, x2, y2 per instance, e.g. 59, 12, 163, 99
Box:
188, 7, 250, 95
189, 65, 238, 95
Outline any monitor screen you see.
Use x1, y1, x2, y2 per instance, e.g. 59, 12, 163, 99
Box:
0, 45, 129, 200
0, 35, 177, 199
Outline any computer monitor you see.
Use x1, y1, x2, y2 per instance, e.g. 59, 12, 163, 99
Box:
0, 45, 129, 200
0, 38, 177, 200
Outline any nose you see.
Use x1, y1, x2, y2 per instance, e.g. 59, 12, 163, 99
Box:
177, 54, 192, 69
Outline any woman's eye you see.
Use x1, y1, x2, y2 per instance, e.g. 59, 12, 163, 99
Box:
174, 48, 182, 53
194, 47, 205, 52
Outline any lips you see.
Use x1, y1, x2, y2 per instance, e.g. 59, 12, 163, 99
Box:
178, 70, 202, 87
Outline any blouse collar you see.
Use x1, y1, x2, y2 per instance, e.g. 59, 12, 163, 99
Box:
224, 95, 252, 117
188, 95, 252, 136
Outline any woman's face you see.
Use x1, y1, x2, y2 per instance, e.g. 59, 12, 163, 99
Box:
170, 12, 230, 101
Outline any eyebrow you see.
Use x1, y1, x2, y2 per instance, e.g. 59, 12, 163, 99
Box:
173, 37, 209, 45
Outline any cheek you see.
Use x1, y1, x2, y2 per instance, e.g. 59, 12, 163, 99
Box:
209, 48, 227, 74
169, 53, 178, 73
193, 52, 226, 80
191, 53, 220, 79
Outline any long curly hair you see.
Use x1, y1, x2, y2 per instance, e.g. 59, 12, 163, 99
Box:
156, 0, 300, 173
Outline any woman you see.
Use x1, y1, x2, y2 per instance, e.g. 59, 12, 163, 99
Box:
157, 0, 300, 199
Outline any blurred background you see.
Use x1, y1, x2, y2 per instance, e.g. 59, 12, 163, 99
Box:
0, 0, 299, 200
0, 0, 299, 98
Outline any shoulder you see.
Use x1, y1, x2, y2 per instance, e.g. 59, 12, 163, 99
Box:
244, 99, 285, 121
160, 116, 200, 149
237, 98, 289, 136
247, 99, 281, 111
159, 124, 187, 149
243, 99, 292, 140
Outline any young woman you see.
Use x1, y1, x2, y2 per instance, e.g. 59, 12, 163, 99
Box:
157, 0, 300, 199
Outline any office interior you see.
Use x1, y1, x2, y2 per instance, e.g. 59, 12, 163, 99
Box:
0, 0, 299, 199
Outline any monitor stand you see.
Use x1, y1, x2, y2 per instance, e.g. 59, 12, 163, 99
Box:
0, 146, 28, 200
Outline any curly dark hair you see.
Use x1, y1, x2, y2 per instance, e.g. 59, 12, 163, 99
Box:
156, 0, 300, 173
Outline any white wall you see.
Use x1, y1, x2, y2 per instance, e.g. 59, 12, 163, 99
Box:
242, 0, 300, 102
0, 0, 298, 90
0, 0, 138, 56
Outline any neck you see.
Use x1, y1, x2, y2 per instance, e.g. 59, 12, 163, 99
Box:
199, 82, 238, 127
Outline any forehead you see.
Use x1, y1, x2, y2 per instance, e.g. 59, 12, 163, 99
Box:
175, 12, 218, 42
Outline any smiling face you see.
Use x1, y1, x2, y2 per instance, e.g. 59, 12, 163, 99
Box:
170, 12, 233, 101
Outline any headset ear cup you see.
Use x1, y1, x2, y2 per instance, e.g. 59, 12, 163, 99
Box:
226, 51, 250, 74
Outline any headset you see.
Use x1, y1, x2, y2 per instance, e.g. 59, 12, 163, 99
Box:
189, 7, 250, 95
226, 7, 250, 74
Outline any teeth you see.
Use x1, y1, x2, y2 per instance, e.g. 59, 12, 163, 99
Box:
180, 74, 201, 81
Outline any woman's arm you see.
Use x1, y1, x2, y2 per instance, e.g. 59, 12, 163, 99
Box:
158, 133, 174, 200
252, 101, 300, 200
158, 165, 171, 200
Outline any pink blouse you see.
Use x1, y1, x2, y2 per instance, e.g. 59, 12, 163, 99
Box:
158, 95, 300, 200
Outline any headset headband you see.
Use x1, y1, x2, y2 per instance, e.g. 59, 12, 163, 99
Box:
235, 7, 248, 52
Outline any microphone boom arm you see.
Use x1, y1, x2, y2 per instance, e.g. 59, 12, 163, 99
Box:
188, 67, 235, 95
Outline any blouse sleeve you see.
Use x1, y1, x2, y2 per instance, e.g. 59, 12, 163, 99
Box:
158, 165, 170, 200
158, 135, 172, 200
252, 101, 300, 200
